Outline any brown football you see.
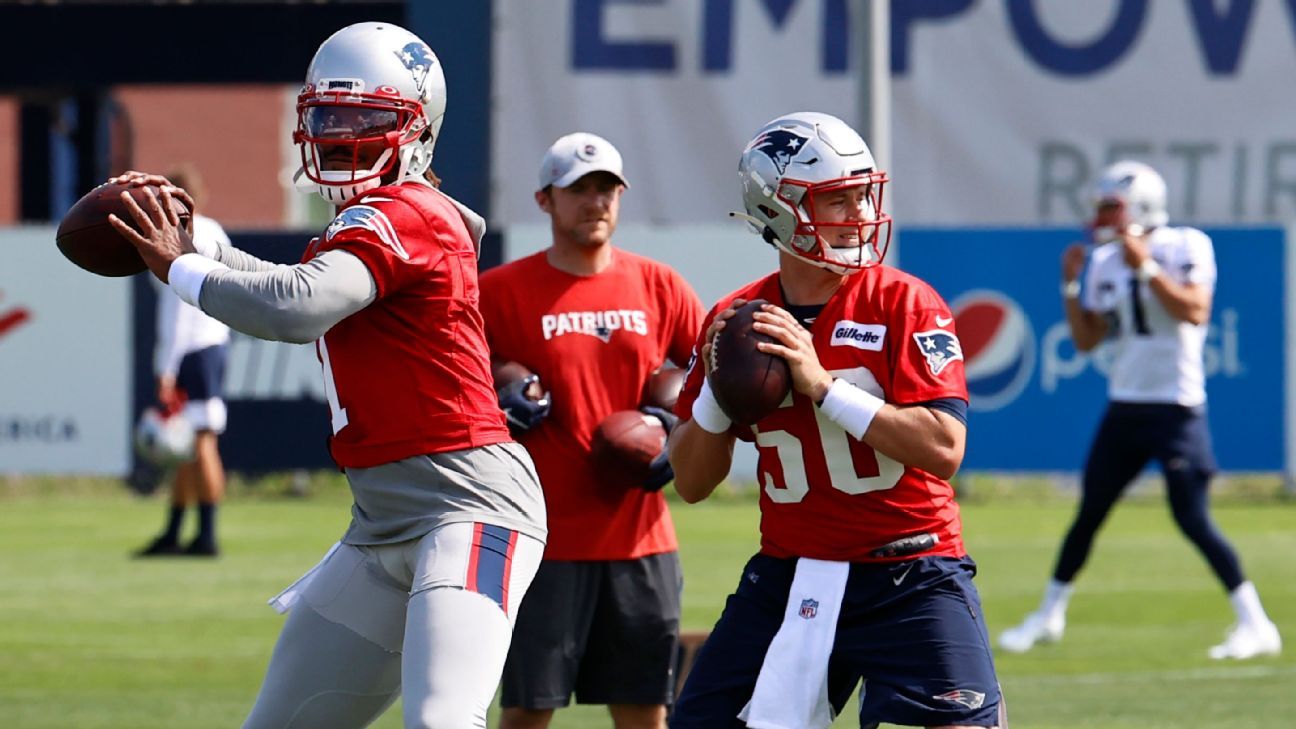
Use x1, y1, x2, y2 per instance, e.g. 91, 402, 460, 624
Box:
591, 409, 667, 481
55, 182, 192, 277
491, 360, 544, 401
642, 366, 686, 411
707, 299, 792, 425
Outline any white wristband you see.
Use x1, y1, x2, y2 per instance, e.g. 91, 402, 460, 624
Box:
1061, 280, 1081, 299
691, 380, 733, 435
168, 253, 228, 307
818, 378, 884, 440
1137, 258, 1162, 282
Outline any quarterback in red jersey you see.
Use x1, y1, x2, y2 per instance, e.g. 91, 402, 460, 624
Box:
668, 113, 1002, 729
481, 133, 703, 729
108, 23, 545, 729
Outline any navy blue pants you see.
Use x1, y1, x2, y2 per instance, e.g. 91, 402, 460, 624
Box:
1053, 402, 1244, 590
671, 554, 1001, 728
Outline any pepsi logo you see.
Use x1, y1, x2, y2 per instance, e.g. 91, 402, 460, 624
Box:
951, 290, 1035, 411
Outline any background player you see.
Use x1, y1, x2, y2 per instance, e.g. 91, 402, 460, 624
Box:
998, 160, 1282, 660
135, 164, 231, 558
668, 112, 1002, 729
107, 22, 547, 729
481, 132, 703, 729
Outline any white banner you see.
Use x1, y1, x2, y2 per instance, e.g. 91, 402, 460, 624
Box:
492, 0, 857, 227
894, 0, 1296, 225
493, 0, 1296, 227
0, 228, 132, 475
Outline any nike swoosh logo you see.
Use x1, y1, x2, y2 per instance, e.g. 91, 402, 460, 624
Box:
935, 315, 953, 327
892, 562, 916, 586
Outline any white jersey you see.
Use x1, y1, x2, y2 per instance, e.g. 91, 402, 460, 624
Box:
1082, 226, 1216, 406
153, 215, 232, 377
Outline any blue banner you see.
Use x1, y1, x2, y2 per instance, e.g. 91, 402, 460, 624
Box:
901, 227, 1284, 471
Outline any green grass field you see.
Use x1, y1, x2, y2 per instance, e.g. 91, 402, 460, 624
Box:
1, 477, 1293, 728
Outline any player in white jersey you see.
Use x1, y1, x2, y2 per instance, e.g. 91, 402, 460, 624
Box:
136, 165, 231, 557
999, 161, 1281, 660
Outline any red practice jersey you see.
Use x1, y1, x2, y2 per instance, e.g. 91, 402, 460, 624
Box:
677, 266, 970, 562
303, 183, 510, 468
479, 250, 703, 560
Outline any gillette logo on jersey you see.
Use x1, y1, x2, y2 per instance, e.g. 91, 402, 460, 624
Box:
831, 321, 886, 351
541, 309, 648, 342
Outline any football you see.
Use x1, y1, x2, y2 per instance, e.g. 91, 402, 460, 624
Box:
707, 299, 792, 425
591, 409, 667, 481
55, 182, 191, 277
642, 366, 686, 411
491, 360, 544, 401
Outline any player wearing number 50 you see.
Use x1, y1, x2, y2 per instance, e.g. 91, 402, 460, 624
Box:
106, 22, 546, 729
999, 161, 1281, 660
668, 112, 1002, 729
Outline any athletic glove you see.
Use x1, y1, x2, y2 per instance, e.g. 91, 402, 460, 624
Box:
640, 405, 679, 434
639, 406, 678, 491
499, 375, 551, 435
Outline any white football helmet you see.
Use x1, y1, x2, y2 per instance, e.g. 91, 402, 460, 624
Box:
134, 407, 196, 467
1089, 160, 1168, 242
294, 22, 447, 204
735, 112, 891, 274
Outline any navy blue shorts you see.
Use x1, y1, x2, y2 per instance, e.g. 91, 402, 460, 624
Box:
671, 554, 1001, 728
176, 345, 228, 402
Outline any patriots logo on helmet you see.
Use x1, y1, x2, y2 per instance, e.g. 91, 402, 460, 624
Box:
912, 329, 964, 376
751, 129, 808, 175
395, 41, 436, 96
326, 205, 409, 260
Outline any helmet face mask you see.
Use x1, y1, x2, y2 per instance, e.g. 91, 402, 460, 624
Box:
1088, 160, 1167, 243
778, 175, 890, 273
738, 112, 892, 274
295, 23, 446, 204
296, 93, 423, 194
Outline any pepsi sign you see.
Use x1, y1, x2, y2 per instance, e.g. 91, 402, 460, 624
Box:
951, 290, 1036, 412
902, 227, 1285, 471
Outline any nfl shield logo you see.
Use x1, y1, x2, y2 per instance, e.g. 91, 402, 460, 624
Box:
799, 598, 818, 619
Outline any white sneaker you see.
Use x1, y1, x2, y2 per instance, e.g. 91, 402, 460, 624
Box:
1208, 621, 1282, 660
998, 610, 1066, 653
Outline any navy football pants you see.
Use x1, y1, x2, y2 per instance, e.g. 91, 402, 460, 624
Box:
1052, 402, 1245, 590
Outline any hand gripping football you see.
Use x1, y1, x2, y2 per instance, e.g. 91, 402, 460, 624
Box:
707, 299, 792, 425
56, 182, 191, 277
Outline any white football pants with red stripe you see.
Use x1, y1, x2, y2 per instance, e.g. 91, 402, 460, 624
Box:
242, 521, 545, 729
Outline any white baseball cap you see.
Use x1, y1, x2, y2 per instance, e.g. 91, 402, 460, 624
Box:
537, 132, 629, 191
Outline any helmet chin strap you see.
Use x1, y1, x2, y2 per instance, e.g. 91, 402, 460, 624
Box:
309, 148, 395, 205
821, 242, 870, 274
1091, 222, 1146, 244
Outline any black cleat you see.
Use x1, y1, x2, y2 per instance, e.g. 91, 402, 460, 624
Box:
134, 537, 183, 558
183, 538, 219, 557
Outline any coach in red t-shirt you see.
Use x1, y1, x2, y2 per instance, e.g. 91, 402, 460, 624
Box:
480, 133, 703, 729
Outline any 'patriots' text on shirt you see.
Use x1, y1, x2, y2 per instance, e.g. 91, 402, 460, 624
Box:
541, 310, 649, 341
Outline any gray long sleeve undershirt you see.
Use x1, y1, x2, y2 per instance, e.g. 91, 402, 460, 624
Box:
206, 239, 283, 273
196, 249, 378, 344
